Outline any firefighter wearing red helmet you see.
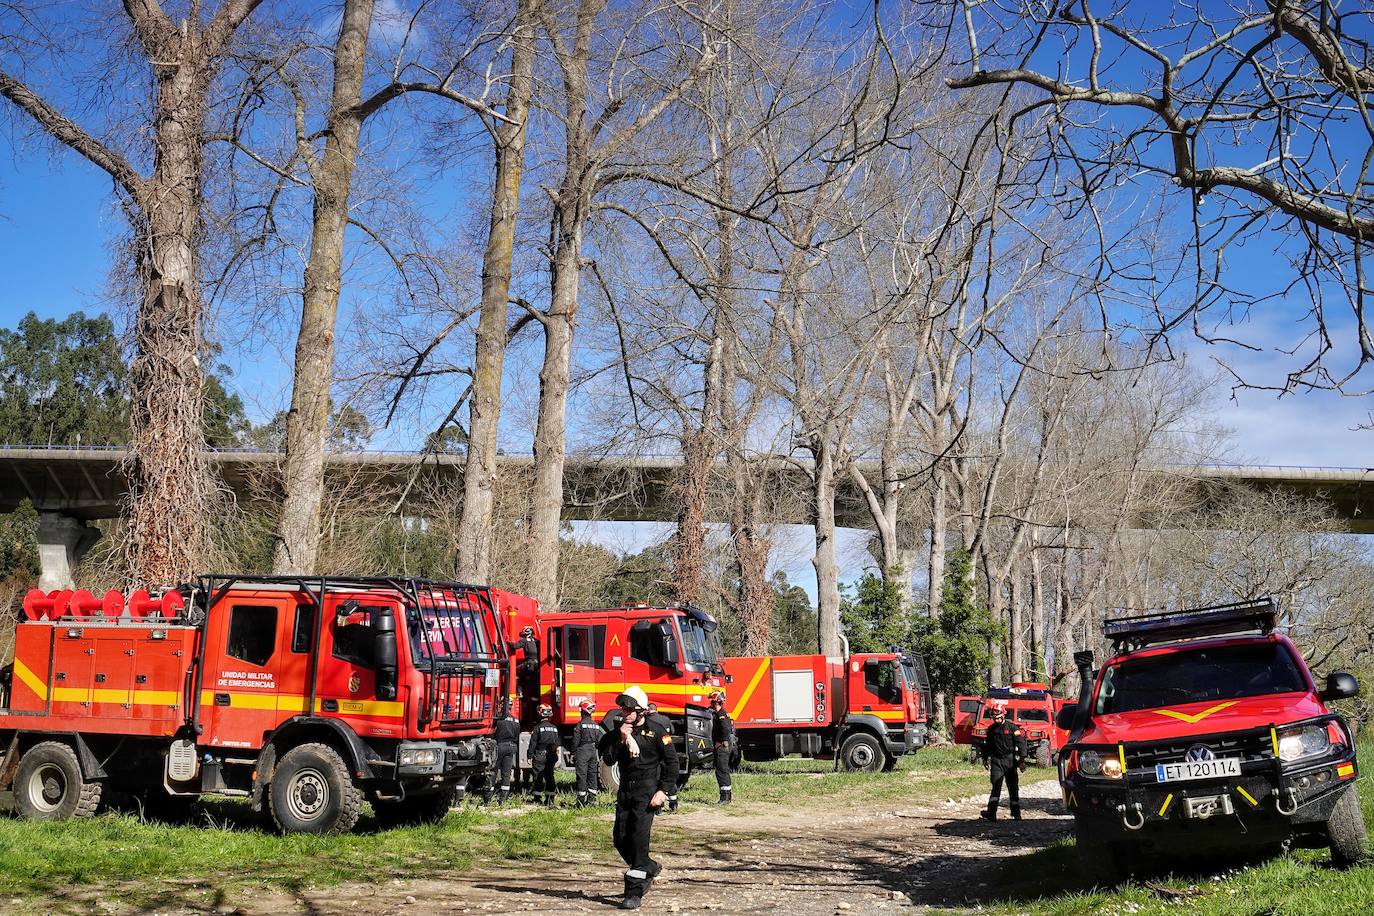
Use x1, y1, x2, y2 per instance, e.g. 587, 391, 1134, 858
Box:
574, 700, 603, 807
598, 685, 677, 910
529, 702, 560, 808
708, 690, 736, 804
979, 704, 1027, 821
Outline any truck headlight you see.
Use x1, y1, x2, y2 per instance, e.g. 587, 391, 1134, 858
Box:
1078, 750, 1104, 775
1278, 725, 1330, 762
400, 747, 441, 767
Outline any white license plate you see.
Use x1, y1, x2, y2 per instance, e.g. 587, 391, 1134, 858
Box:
1155, 758, 1242, 782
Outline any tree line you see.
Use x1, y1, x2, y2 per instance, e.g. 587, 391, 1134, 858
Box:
3, 1, 1373, 717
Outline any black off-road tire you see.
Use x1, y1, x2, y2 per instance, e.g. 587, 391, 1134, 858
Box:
1327, 785, 1370, 868
967, 745, 981, 765
269, 743, 362, 835
13, 741, 102, 821
1035, 742, 1054, 769
599, 759, 621, 795
1073, 822, 1124, 887
374, 786, 459, 828
839, 733, 884, 773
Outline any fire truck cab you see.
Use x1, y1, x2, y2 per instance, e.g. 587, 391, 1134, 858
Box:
0, 576, 508, 834
1059, 599, 1367, 884
723, 649, 932, 772
501, 600, 726, 776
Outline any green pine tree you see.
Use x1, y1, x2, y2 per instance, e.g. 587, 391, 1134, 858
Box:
911, 549, 1001, 697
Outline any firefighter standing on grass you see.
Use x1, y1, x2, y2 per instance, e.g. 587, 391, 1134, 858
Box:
493, 699, 521, 804
529, 703, 560, 808
574, 700, 603, 806
598, 685, 677, 910
979, 705, 1027, 821
709, 690, 735, 803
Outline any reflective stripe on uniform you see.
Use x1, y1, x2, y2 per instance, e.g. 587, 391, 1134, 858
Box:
625, 869, 647, 879
719, 784, 731, 790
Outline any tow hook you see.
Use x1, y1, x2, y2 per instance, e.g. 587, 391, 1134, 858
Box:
1118, 801, 1146, 831
1274, 786, 1299, 816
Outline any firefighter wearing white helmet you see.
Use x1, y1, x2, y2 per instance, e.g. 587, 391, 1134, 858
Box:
598, 684, 678, 910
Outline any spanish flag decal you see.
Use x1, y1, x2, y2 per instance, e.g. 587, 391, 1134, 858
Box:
1337, 762, 1355, 779
1149, 701, 1238, 725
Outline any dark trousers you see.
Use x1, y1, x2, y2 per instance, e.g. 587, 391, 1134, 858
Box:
494, 743, 517, 790
613, 794, 661, 898
532, 751, 556, 797
988, 756, 1020, 812
575, 745, 600, 794
713, 744, 732, 790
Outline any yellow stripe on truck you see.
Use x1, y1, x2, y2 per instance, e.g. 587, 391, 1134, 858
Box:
730, 659, 771, 719
199, 691, 404, 718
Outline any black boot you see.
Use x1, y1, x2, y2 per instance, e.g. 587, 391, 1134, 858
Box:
668, 795, 679, 813
545, 793, 555, 809
719, 789, 732, 805
498, 789, 509, 805
979, 805, 997, 821
1011, 806, 1022, 821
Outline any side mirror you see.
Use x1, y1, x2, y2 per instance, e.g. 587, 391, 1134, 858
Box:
1055, 703, 1079, 731
1320, 671, 1360, 702
653, 621, 680, 672
374, 607, 398, 701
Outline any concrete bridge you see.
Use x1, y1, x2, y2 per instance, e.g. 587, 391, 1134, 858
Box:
3, 446, 1373, 588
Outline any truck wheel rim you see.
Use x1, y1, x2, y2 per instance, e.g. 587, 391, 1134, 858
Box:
850, 745, 875, 768
27, 763, 67, 812
287, 767, 329, 820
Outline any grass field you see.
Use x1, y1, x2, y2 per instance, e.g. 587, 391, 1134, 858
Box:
0, 747, 983, 905
980, 742, 1374, 916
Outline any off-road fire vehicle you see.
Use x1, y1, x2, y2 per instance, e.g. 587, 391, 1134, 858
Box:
964, 682, 1066, 768
1058, 599, 1366, 884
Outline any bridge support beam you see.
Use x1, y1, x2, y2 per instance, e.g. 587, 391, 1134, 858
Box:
36, 512, 101, 591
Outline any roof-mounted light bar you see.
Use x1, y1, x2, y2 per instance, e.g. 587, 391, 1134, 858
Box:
1102, 598, 1278, 652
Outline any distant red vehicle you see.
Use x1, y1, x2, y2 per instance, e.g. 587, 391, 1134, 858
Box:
722, 650, 932, 772
965, 682, 1064, 768
952, 695, 983, 745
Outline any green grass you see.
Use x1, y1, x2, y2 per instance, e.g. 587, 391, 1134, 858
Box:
0, 748, 990, 906
977, 742, 1374, 916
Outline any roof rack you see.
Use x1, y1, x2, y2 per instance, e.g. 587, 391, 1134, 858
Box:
1102, 598, 1277, 653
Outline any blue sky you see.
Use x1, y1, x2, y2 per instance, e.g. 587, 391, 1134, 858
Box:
4, 0, 1373, 600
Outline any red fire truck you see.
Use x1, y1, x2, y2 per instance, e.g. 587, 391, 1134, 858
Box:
953, 694, 983, 745
722, 649, 932, 771
503, 601, 726, 776
0, 575, 509, 833
965, 682, 1066, 767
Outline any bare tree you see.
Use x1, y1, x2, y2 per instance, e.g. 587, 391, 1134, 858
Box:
1, 0, 265, 585
944, 0, 1374, 391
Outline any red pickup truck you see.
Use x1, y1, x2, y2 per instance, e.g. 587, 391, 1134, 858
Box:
1059, 599, 1366, 884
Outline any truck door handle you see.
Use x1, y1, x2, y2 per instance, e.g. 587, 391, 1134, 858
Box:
95, 674, 107, 683
214, 693, 231, 706
322, 699, 339, 712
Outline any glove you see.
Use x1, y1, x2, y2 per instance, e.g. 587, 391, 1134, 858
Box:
1018, 762, 1027, 773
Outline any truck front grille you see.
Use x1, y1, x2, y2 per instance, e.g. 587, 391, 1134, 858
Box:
1126, 728, 1272, 768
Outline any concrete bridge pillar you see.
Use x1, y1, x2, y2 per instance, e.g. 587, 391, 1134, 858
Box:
35, 512, 101, 591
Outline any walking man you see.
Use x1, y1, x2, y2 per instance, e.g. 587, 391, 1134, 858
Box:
493, 698, 521, 804
708, 690, 735, 803
598, 685, 677, 910
979, 705, 1028, 821
573, 700, 602, 806
529, 703, 560, 808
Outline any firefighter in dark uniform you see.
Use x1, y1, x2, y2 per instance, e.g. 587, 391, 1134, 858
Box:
709, 690, 735, 803
529, 703, 561, 808
598, 685, 677, 910
493, 698, 521, 804
574, 700, 603, 806
645, 702, 679, 813
979, 705, 1027, 821
510, 626, 540, 719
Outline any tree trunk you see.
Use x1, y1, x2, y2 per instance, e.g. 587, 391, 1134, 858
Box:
926, 467, 947, 618
124, 59, 218, 588
731, 455, 773, 653
1008, 560, 1024, 681
672, 334, 721, 604
456, 0, 538, 584
811, 442, 841, 657
1029, 542, 1045, 681
528, 227, 580, 607
274, 0, 375, 575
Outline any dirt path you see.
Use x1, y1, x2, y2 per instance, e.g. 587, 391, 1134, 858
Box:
72, 777, 1070, 915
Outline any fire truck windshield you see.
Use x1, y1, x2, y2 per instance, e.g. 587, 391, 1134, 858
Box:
407, 604, 490, 664
677, 614, 724, 673
1095, 642, 1307, 715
